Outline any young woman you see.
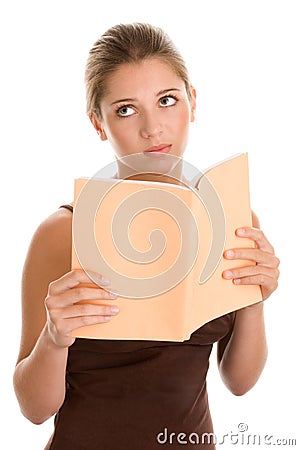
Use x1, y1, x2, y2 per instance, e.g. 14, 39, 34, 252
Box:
13, 23, 280, 449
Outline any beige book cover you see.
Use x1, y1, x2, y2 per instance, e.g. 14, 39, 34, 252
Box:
71, 153, 262, 341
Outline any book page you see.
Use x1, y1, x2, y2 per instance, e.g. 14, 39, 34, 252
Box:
71, 153, 262, 341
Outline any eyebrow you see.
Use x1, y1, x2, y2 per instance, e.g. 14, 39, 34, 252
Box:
157, 88, 181, 96
110, 88, 182, 106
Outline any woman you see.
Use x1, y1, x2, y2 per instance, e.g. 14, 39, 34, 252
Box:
13, 23, 280, 449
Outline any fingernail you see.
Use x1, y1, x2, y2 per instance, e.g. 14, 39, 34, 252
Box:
110, 306, 119, 314
233, 278, 241, 284
225, 250, 234, 259
104, 316, 111, 321
223, 271, 233, 279
109, 291, 118, 299
86, 271, 110, 285
237, 228, 246, 236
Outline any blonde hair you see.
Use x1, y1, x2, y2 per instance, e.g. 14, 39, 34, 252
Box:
85, 22, 192, 117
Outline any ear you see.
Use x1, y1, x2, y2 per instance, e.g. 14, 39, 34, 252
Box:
189, 86, 197, 123
89, 111, 108, 141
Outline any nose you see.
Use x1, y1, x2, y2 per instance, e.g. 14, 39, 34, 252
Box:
140, 112, 163, 139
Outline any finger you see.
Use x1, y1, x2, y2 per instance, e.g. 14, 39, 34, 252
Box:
47, 286, 118, 309
231, 272, 277, 290
224, 248, 280, 268
223, 264, 279, 281
69, 287, 118, 302
57, 314, 115, 335
236, 227, 275, 254
49, 269, 111, 295
52, 303, 120, 321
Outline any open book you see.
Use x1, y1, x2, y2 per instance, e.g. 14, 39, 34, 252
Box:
71, 153, 262, 341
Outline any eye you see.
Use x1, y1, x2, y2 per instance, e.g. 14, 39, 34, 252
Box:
159, 95, 177, 107
116, 105, 135, 117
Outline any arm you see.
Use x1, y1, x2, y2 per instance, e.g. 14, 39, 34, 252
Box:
217, 212, 280, 396
13, 208, 119, 424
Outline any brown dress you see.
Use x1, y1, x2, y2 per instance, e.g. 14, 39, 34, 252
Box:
46, 205, 236, 450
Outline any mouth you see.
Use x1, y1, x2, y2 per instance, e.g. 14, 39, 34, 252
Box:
143, 144, 172, 156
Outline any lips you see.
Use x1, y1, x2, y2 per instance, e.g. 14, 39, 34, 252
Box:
143, 144, 172, 155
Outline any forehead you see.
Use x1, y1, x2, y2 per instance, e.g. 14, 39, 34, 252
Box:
103, 58, 185, 100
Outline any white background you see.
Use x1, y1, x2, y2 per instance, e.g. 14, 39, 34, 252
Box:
0, 1, 299, 448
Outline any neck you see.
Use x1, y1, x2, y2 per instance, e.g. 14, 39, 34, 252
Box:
113, 154, 188, 187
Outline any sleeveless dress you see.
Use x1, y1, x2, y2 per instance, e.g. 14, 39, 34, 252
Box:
46, 204, 236, 450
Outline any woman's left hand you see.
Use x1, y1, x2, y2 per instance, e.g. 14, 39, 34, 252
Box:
222, 213, 280, 301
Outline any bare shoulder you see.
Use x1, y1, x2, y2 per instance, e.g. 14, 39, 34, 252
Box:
31, 207, 72, 256
24, 207, 73, 279
35, 205, 73, 238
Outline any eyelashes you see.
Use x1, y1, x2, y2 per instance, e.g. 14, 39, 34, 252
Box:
116, 104, 135, 118
115, 94, 179, 118
159, 95, 178, 107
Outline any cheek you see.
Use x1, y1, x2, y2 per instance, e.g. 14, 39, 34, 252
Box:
106, 122, 127, 144
107, 122, 139, 154
172, 108, 191, 135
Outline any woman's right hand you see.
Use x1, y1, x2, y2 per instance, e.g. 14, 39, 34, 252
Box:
44, 269, 119, 348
